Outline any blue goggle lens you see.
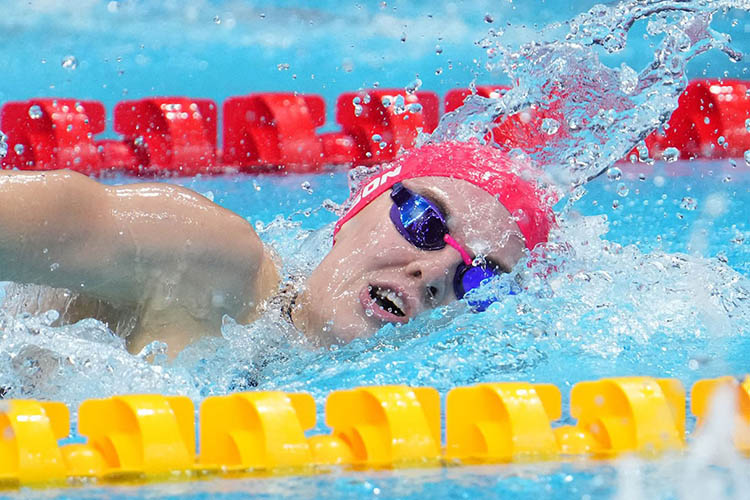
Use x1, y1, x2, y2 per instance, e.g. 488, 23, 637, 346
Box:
454, 263, 505, 312
390, 185, 448, 251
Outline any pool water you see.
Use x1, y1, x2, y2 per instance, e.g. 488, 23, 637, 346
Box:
4, 163, 750, 499
2, 0, 750, 498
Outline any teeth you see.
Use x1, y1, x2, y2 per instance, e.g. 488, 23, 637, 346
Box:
370, 286, 406, 316
382, 289, 405, 311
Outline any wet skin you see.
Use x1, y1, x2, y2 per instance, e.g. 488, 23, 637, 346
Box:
0, 171, 525, 355
294, 176, 526, 345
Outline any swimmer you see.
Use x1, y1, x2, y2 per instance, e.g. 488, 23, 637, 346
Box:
0, 140, 555, 357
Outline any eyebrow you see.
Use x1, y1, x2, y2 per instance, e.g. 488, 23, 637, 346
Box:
413, 186, 451, 218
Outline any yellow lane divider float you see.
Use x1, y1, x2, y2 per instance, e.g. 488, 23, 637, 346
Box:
0, 376, 748, 487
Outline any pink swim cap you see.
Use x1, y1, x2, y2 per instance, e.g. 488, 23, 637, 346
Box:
333, 140, 556, 250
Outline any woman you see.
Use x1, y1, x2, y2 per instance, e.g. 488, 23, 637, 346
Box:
0, 140, 556, 357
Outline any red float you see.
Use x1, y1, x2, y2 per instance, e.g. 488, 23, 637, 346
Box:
0, 99, 105, 175
113, 97, 218, 175
222, 93, 355, 172
444, 86, 571, 157
0, 80, 748, 177
639, 79, 750, 160
336, 89, 440, 163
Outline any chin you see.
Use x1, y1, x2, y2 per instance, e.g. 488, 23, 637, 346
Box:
326, 315, 376, 345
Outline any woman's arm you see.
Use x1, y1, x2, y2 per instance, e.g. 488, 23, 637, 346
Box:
0, 169, 276, 322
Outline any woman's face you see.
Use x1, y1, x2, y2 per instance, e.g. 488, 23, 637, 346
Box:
297, 176, 526, 345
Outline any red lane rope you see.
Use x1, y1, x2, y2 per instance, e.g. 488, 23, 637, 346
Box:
1, 79, 748, 176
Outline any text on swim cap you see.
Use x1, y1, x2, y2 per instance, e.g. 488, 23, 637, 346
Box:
351, 165, 402, 207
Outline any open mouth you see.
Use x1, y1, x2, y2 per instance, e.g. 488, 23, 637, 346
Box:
369, 285, 406, 317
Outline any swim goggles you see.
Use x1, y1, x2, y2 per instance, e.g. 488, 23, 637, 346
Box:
389, 182, 509, 311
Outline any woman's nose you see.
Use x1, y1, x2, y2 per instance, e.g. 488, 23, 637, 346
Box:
404, 248, 459, 306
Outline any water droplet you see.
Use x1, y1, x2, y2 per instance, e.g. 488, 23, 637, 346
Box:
637, 143, 650, 162
612, 200, 620, 209
744, 149, 750, 166
606, 167, 622, 181
434, 67, 443, 75
13, 144, 24, 156
28, 105, 43, 120
301, 181, 313, 194
704, 116, 710, 125
619, 63, 638, 94
484, 14, 494, 23
379, 141, 388, 150
391, 95, 407, 115
435, 45, 443, 55
570, 185, 587, 202
745, 119, 750, 132
0, 132, 7, 158
50, 262, 60, 272
372, 134, 382, 143
405, 78, 422, 95
680, 197, 698, 211
213, 15, 221, 24
638, 173, 647, 181
540, 118, 560, 135
61, 55, 78, 70
407, 103, 423, 114
400, 32, 407, 43
277, 63, 290, 71
616, 183, 629, 197
662, 147, 680, 162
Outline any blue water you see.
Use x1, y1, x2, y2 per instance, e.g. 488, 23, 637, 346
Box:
2, 0, 750, 498
4, 164, 749, 499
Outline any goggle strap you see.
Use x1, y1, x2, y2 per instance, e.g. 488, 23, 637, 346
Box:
444, 234, 473, 266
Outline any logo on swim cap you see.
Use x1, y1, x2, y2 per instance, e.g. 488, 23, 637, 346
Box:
350, 165, 402, 207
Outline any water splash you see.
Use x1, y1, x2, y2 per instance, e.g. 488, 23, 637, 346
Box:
0, 4, 749, 497
431, 0, 747, 192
